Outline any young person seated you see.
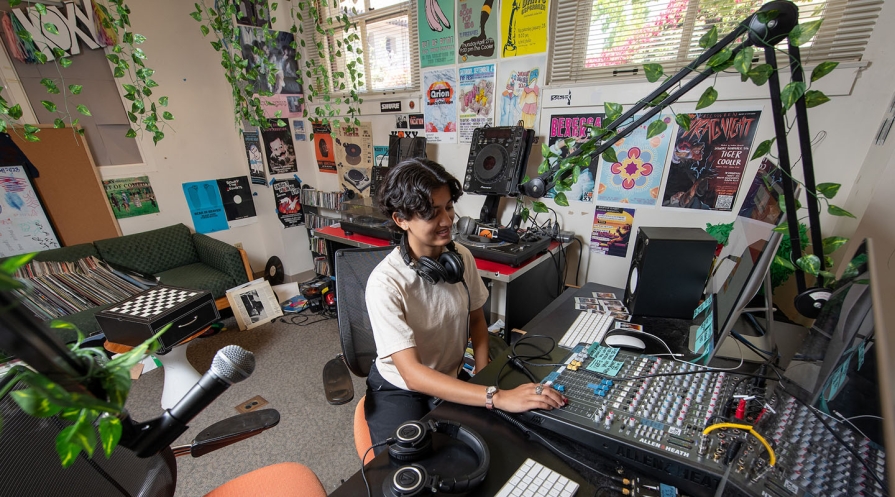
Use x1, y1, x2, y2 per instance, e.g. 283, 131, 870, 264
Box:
364, 158, 567, 453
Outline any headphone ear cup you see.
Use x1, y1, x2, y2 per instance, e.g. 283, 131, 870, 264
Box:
438, 251, 465, 285
382, 464, 429, 497
416, 256, 449, 285
388, 421, 434, 462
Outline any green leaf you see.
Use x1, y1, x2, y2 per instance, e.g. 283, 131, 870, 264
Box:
8, 104, 23, 120
35, 3, 47, 14
646, 119, 667, 139
604, 102, 623, 124
59, 57, 72, 68
647, 91, 669, 107
53, 118, 65, 128
40, 100, 57, 113
200, 25, 209, 36
757, 10, 780, 25
699, 26, 718, 49
780, 82, 807, 111
804, 90, 830, 108
532, 201, 548, 214
747, 64, 773, 86
125, 128, 137, 138
675, 113, 691, 132
0, 252, 35, 274
98, 416, 122, 459
153, 131, 164, 144
695, 86, 718, 110
162, 111, 174, 120
751, 138, 776, 160
114, 66, 125, 78
772, 221, 789, 233
790, 19, 823, 47
159, 96, 169, 107
643, 64, 664, 83
707, 48, 732, 69
106, 54, 120, 64
102, 369, 131, 406
733, 46, 754, 76
10, 388, 63, 418
773, 254, 795, 271
811, 61, 838, 82
43, 23, 59, 35
69, 84, 83, 95
822, 236, 849, 255
56, 413, 97, 466
601, 147, 618, 164
827, 204, 855, 218
816, 182, 841, 199
76, 104, 92, 116
796, 254, 821, 275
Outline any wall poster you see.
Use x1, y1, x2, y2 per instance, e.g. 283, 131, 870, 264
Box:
423, 68, 458, 143
183, 180, 229, 234
596, 114, 674, 206
457, 0, 498, 62
590, 205, 635, 258
261, 118, 297, 175
271, 178, 304, 228
662, 111, 762, 211
311, 121, 336, 173
103, 176, 160, 219
216, 176, 257, 228
499, 0, 548, 57
496, 54, 545, 131
334, 122, 374, 198
237, 27, 303, 117
0, 165, 60, 257
458, 63, 495, 143
545, 112, 602, 202
418, 0, 456, 67
243, 131, 266, 185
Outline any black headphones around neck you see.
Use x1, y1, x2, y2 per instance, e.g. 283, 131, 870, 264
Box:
399, 233, 465, 285
383, 419, 490, 497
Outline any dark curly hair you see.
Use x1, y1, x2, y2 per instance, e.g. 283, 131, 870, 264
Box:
378, 158, 463, 225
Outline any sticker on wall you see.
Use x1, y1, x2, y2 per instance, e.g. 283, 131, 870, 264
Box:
418, 0, 457, 68
500, 0, 548, 57
103, 176, 160, 219
458, 63, 495, 144
423, 68, 458, 143
457, 0, 498, 62
496, 54, 545, 131
545, 112, 603, 202
596, 114, 674, 206
183, 180, 229, 234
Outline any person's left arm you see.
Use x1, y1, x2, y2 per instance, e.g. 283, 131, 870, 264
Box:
470, 306, 490, 374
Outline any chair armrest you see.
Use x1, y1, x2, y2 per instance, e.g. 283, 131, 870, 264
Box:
192, 233, 252, 285
173, 409, 280, 458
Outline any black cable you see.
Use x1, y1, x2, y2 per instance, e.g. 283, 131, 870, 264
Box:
360, 439, 393, 497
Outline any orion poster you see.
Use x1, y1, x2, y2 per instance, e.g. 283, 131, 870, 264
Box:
183, 181, 229, 234
423, 68, 458, 143
334, 122, 374, 198
418, 0, 456, 67
457, 0, 498, 62
590, 206, 635, 258
311, 121, 336, 173
662, 111, 762, 211
545, 113, 602, 202
272, 178, 304, 228
500, 0, 548, 57
261, 119, 297, 175
596, 114, 674, 206
496, 54, 545, 131
458, 63, 495, 143
243, 131, 266, 185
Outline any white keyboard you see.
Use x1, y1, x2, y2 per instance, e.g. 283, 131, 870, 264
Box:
558, 310, 614, 348
495, 458, 579, 497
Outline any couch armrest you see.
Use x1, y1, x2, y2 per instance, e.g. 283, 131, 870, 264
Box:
192, 234, 252, 286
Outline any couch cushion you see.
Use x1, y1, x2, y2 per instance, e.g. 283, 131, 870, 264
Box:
95, 224, 199, 275
51, 304, 114, 342
33, 243, 99, 262
155, 263, 236, 299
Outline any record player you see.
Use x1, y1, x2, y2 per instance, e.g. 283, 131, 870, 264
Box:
456, 231, 551, 267
340, 196, 400, 242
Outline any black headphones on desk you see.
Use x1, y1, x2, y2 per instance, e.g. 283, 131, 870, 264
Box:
383, 419, 490, 497
400, 233, 465, 285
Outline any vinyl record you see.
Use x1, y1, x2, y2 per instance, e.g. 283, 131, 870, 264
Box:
473, 143, 508, 183
265, 256, 285, 286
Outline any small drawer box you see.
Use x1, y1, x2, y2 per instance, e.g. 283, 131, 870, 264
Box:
96, 285, 219, 352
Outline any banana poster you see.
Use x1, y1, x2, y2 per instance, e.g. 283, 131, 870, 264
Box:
418, 0, 457, 67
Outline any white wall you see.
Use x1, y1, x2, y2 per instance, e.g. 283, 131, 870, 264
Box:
93, 0, 895, 288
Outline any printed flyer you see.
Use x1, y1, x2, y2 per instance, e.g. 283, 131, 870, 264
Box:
312, 121, 336, 173
243, 131, 266, 185
590, 205, 635, 258
418, 0, 456, 67
738, 158, 786, 226
499, 0, 548, 57
103, 176, 160, 219
596, 114, 674, 206
183, 180, 229, 234
216, 176, 257, 228
458, 63, 495, 143
261, 119, 297, 175
334, 122, 375, 198
423, 68, 458, 143
544, 112, 602, 202
663, 111, 762, 211
496, 54, 545, 131
271, 178, 304, 228
457, 0, 498, 62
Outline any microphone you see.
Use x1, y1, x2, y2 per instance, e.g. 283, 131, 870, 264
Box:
122, 345, 256, 457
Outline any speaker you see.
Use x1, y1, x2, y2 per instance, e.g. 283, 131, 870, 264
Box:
624, 226, 717, 319
383, 419, 490, 496
399, 233, 464, 285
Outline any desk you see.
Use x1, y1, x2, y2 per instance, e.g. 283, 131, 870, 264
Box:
314, 225, 566, 341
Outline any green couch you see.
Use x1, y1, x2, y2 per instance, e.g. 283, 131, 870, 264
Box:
27, 224, 251, 343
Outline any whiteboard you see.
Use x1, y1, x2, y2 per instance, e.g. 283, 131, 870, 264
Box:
0, 165, 61, 257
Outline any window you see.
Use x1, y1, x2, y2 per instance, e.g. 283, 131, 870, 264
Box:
308, 0, 419, 93
550, 0, 883, 85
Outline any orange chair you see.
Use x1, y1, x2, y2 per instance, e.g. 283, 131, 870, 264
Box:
205, 462, 326, 497
354, 396, 374, 464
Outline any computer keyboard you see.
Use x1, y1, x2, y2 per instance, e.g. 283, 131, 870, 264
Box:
495, 458, 579, 497
558, 310, 614, 348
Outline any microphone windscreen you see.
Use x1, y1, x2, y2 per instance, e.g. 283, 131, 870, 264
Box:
456, 216, 477, 236
211, 345, 255, 384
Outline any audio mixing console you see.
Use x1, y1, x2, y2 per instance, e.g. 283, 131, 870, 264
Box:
516, 344, 888, 497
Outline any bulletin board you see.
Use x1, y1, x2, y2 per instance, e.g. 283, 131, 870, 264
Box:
6, 126, 121, 246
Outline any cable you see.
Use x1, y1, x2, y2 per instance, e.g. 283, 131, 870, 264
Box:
702, 423, 776, 466
360, 439, 393, 497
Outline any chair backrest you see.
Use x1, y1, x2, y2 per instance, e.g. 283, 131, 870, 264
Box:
0, 369, 177, 497
334, 246, 393, 378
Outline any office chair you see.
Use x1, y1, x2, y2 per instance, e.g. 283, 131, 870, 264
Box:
0, 369, 325, 497
322, 246, 393, 463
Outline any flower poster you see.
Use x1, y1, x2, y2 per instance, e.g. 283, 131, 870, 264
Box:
334, 122, 374, 198
499, 0, 548, 57
423, 68, 458, 143
545, 113, 602, 202
271, 178, 304, 228
662, 111, 762, 211
312, 121, 336, 173
418, 0, 456, 67
596, 114, 674, 206
261, 119, 297, 175
496, 54, 545, 131
458, 63, 495, 143
103, 176, 160, 219
457, 0, 498, 62
590, 205, 635, 258
243, 131, 266, 185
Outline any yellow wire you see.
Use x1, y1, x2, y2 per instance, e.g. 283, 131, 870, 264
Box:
702, 422, 776, 466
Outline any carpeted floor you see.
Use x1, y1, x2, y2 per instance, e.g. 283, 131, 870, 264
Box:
124, 314, 367, 496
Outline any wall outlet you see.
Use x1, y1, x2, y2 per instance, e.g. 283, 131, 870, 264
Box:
234, 242, 243, 250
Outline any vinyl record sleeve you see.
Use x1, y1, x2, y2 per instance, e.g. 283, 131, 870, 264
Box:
217, 176, 257, 221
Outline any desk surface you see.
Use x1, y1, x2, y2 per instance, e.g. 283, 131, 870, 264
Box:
313, 225, 562, 284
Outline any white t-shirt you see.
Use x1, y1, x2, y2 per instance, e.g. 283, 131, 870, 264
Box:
366, 243, 489, 390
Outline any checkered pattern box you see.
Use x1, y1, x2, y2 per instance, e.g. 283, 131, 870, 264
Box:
96, 285, 219, 351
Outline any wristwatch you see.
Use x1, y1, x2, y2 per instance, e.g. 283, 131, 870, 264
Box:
485, 386, 498, 410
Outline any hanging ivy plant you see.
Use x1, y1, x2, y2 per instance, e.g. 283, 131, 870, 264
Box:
0, 0, 171, 143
